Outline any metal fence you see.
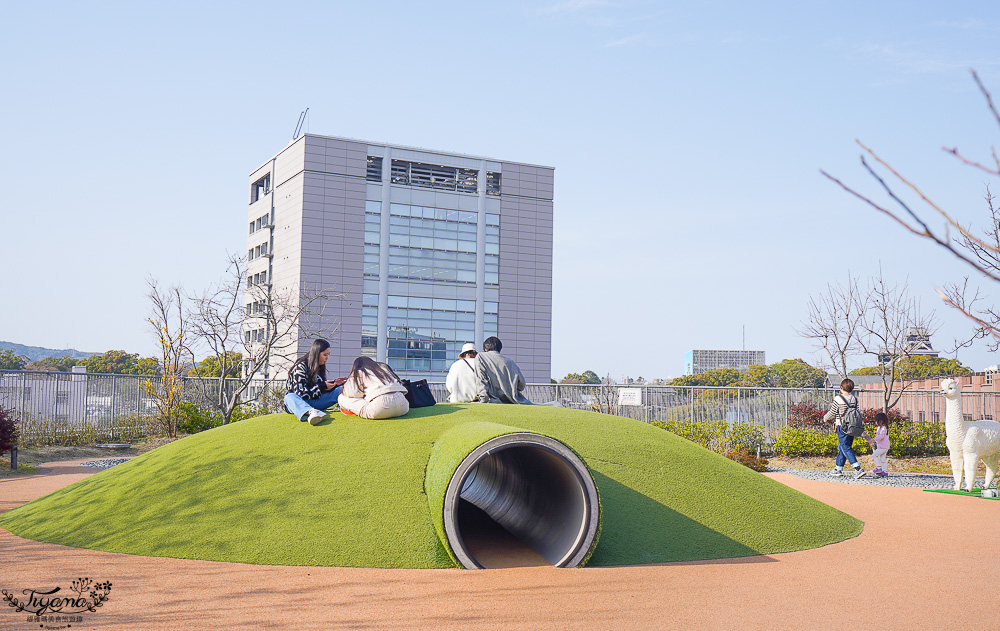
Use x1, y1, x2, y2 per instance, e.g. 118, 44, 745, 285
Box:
4, 370, 1000, 442
0, 370, 284, 439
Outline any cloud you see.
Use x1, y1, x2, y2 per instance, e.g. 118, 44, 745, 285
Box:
858, 43, 1000, 75
539, 0, 614, 15
933, 18, 1000, 32
603, 34, 644, 48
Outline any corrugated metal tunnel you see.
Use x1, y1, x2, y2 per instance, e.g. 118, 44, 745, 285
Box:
441, 433, 600, 569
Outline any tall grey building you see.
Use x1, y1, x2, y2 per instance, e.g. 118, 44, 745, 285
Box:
245, 134, 553, 383
684, 350, 766, 375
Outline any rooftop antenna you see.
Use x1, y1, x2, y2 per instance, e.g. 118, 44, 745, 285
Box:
292, 108, 309, 141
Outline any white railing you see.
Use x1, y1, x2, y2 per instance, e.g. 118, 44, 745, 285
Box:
3, 370, 995, 441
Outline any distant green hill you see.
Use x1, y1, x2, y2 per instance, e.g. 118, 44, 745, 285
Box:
0, 341, 97, 362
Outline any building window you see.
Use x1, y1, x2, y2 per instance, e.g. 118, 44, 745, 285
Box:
367, 156, 383, 182
987, 372, 994, 386
486, 172, 501, 196
250, 174, 271, 204
363, 203, 382, 278
384, 295, 477, 372
387, 204, 479, 284
389, 160, 478, 193
362, 293, 379, 358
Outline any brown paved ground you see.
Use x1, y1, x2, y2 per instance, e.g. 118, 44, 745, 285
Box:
1, 460, 997, 630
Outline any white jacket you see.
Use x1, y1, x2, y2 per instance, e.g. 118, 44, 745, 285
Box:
446, 357, 480, 403
341, 364, 407, 402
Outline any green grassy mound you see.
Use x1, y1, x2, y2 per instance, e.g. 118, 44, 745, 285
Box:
0, 405, 862, 568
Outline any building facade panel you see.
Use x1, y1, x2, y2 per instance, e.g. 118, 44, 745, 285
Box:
248, 135, 553, 383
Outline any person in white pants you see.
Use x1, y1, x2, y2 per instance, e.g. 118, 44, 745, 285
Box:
337, 357, 410, 420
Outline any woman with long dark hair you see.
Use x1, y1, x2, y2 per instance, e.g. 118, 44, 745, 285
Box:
337, 356, 409, 419
284, 339, 347, 425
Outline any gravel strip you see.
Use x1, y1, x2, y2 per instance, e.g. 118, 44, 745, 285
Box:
769, 467, 974, 489
80, 458, 132, 470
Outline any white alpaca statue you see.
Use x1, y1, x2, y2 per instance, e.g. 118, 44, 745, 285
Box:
941, 378, 1000, 492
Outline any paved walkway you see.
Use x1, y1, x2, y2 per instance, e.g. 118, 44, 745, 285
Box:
1, 460, 997, 630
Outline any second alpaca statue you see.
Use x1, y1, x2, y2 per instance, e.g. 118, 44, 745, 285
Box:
941, 378, 1000, 492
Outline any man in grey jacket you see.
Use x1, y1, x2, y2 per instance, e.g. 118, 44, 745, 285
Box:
475, 337, 532, 404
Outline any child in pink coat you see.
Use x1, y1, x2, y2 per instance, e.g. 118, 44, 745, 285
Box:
868, 413, 891, 477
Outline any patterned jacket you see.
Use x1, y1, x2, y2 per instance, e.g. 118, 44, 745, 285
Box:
286, 361, 325, 399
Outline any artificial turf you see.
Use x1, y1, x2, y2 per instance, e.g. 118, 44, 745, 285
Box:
0, 404, 863, 568
925, 489, 1000, 500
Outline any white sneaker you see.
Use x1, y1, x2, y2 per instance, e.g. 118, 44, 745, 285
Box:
854, 468, 868, 479
306, 409, 327, 426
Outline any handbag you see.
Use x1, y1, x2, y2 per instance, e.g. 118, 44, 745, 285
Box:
401, 379, 436, 408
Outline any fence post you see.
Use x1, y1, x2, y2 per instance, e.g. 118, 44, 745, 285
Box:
10, 445, 16, 471
20, 371, 26, 422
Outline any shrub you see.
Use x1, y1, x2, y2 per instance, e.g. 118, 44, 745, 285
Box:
725, 448, 769, 472
177, 403, 222, 435
787, 401, 827, 430
229, 403, 265, 423
654, 419, 771, 471
257, 386, 288, 415
729, 421, 766, 452
773, 426, 839, 457
0, 405, 18, 455
653, 419, 730, 452
887, 418, 947, 457
15, 414, 148, 447
177, 402, 263, 435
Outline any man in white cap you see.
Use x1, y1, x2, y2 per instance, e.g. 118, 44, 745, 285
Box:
445, 343, 480, 403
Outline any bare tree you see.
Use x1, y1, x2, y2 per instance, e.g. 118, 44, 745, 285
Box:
798, 275, 865, 379
589, 374, 619, 415
855, 272, 939, 413
183, 254, 342, 424
822, 69, 1000, 352
145, 280, 186, 439
800, 270, 937, 412
942, 185, 1000, 353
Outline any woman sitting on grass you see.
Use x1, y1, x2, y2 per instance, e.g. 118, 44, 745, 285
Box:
337, 357, 410, 420
284, 339, 347, 425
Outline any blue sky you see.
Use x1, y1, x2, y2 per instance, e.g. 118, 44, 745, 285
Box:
3, 1, 1000, 380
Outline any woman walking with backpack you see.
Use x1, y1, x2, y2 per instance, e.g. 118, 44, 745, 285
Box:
825, 378, 868, 479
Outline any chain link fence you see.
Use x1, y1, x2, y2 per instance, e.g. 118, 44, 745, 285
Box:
3, 370, 998, 443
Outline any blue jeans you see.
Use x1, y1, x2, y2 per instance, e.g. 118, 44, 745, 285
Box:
284, 387, 342, 421
835, 426, 858, 468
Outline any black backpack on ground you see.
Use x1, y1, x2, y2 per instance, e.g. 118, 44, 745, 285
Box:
837, 394, 864, 437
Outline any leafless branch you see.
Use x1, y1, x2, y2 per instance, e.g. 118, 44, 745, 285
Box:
183, 253, 343, 424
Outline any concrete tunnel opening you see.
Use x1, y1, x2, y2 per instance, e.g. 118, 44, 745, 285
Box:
442, 434, 600, 569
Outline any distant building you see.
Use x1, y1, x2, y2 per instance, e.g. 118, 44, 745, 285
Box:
878, 327, 939, 365
684, 350, 765, 375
